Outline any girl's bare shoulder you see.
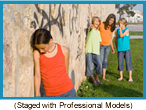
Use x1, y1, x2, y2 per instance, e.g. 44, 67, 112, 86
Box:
60, 45, 69, 55
33, 50, 40, 59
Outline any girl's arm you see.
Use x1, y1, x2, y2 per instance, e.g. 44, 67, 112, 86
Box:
99, 43, 100, 53
110, 32, 115, 54
115, 31, 118, 50
88, 24, 94, 33
33, 50, 41, 97
61, 46, 69, 75
119, 27, 129, 37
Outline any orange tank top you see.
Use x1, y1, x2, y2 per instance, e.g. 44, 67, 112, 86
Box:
40, 43, 73, 96
99, 22, 112, 46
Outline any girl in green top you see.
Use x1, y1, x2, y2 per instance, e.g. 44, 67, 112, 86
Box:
85, 16, 103, 85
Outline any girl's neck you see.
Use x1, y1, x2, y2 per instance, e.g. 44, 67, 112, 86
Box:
49, 42, 56, 51
93, 26, 98, 30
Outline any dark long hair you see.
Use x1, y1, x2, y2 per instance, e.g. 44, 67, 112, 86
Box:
103, 14, 116, 32
31, 28, 53, 50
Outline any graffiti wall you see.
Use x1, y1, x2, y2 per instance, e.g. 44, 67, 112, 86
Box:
3, 4, 115, 97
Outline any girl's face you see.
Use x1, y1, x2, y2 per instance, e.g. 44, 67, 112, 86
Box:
109, 18, 114, 26
93, 18, 100, 28
35, 39, 53, 54
119, 22, 125, 28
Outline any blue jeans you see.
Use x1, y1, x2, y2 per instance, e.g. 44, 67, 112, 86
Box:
40, 79, 76, 97
46, 87, 76, 97
40, 78, 46, 97
100, 44, 111, 69
85, 53, 102, 76
118, 50, 133, 71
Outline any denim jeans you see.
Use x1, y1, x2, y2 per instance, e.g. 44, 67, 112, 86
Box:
118, 50, 133, 71
40, 79, 76, 97
40, 78, 46, 97
100, 44, 111, 69
85, 53, 102, 76
46, 87, 76, 97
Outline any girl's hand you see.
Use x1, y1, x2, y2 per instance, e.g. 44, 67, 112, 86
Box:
119, 23, 124, 29
112, 48, 115, 54
90, 24, 94, 28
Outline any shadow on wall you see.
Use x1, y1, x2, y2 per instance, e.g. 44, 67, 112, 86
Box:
71, 70, 75, 86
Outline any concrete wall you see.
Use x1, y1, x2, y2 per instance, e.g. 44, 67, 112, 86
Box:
3, 4, 115, 97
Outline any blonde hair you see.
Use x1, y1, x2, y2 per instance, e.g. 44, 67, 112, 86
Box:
92, 16, 101, 26
118, 18, 127, 27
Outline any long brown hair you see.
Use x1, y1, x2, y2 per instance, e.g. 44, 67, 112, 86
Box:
103, 14, 116, 32
31, 28, 53, 50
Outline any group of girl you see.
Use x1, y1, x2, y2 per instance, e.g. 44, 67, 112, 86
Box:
85, 13, 133, 85
85, 14, 116, 85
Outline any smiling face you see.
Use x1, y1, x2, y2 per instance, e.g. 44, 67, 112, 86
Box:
93, 18, 100, 28
108, 18, 114, 26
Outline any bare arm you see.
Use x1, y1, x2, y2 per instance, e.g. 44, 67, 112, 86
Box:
119, 27, 129, 37
33, 50, 41, 97
61, 46, 69, 75
115, 31, 118, 50
87, 25, 93, 33
110, 32, 115, 54
99, 44, 100, 53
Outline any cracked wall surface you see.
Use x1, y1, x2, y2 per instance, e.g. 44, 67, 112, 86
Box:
3, 4, 115, 97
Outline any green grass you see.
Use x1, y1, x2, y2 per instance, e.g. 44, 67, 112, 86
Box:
127, 23, 143, 25
116, 23, 143, 25
114, 31, 143, 36
77, 38, 143, 97
130, 31, 143, 36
